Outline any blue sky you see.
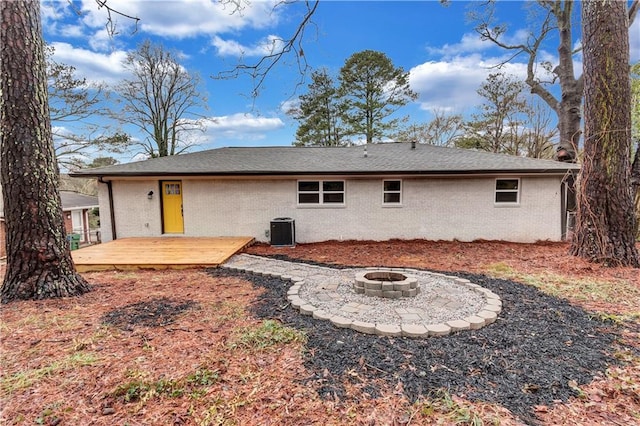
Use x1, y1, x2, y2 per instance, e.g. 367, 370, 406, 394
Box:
41, 0, 640, 163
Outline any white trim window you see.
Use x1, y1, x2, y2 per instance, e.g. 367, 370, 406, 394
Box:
495, 178, 520, 204
383, 179, 402, 205
298, 180, 345, 205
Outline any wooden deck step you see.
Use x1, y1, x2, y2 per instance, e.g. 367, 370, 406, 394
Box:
72, 237, 254, 272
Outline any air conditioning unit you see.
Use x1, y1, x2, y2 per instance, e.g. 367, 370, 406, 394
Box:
270, 218, 295, 246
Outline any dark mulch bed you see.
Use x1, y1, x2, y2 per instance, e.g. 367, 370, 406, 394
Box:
102, 297, 198, 330
207, 262, 636, 426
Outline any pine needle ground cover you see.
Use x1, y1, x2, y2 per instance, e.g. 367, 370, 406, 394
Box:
1, 240, 638, 425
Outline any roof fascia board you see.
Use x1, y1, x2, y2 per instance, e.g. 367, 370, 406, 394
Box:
62, 205, 100, 211
79, 169, 576, 181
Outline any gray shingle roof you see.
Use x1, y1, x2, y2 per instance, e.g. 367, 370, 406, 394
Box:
71, 143, 579, 177
60, 191, 99, 209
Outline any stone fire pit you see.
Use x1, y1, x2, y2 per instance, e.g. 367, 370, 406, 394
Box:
224, 254, 503, 338
354, 270, 420, 298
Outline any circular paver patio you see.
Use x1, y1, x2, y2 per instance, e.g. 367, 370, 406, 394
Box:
223, 254, 502, 338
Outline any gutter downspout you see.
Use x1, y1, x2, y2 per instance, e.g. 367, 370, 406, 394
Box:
98, 177, 117, 240
560, 180, 567, 241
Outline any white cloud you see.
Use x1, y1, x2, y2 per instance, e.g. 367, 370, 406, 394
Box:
53, 0, 281, 46
87, 27, 123, 52
136, 0, 279, 37
211, 35, 285, 58
198, 113, 284, 142
51, 125, 71, 138
409, 55, 529, 113
41, 1, 74, 31
280, 99, 299, 115
58, 24, 86, 38
425, 32, 494, 57
50, 42, 129, 85
425, 29, 531, 59
413, 24, 569, 114
501, 29, 531, 49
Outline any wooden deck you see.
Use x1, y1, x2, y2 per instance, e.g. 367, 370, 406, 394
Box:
71, 237, 254, 272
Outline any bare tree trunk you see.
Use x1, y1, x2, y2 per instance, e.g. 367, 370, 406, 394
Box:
474, 1, 583, 162
1, 0, 91, 302
632, 141, 640, 238
552, 0, 583, 162
554, 83, 583, 162
570, 0, 639, 267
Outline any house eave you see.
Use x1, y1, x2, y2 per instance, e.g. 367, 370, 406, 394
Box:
62, 205, 100, 211
71, 168, 577, 180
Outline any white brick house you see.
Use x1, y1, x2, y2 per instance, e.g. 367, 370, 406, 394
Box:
71, 143, 579, 244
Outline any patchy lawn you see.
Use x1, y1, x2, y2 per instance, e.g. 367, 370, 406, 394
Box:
1, 240, 639, 425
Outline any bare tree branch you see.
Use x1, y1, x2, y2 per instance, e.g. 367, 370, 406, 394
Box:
94, 0, 139, 36
470, 0, 582, 161
630, 0, 639, 25
214, 0, 319, 98
113, 40, 207, 158
66, 0, 140, 36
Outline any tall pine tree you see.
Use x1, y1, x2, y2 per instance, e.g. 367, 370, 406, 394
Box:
1, 0, 90, 302
569, 1, 639, 266
289, 68, 345, 146
338, 50, 416, 143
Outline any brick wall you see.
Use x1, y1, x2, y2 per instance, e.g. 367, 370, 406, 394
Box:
63, 211, 73, 234
185, 177, 563, 243
104, 176, 564, 244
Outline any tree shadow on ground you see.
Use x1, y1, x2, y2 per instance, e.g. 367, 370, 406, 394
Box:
102, 298, 197, 330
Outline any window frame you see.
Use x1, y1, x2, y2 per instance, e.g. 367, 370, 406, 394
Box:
494, 178, 520, 205
382, 179, 402, 206
297, 180, 346, 206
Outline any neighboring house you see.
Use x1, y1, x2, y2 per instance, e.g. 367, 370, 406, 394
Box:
0, 187, 98, 258
59, 191, 99, 244
70, 143, 579, 244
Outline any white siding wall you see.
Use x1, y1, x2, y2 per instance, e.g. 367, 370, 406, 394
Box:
99, 180, 162, 241
102, 176, 564, 243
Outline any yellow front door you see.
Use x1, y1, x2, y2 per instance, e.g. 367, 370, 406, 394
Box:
162, 181, 184, 233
